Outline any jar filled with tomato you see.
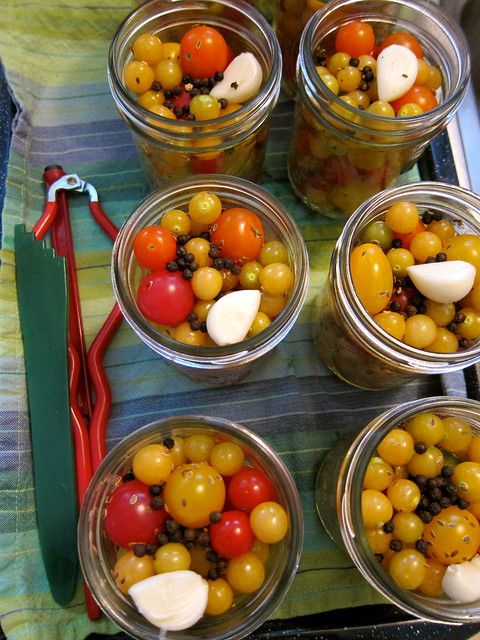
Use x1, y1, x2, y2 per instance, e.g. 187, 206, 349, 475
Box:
315, 395, 480, 623
78, 415, 303, 638
108, 0, 281, 189
288, 0, 470, 219
112, 174, 309, 384
313, 181, 480, 390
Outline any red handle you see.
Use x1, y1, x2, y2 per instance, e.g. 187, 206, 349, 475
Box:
88, 304, 123, 471
44, 168, 93, 419
68, 344, 102, 621
89, 201, 118, 242
33, 201, 58, 240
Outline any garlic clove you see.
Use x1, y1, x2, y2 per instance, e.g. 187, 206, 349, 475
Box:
206, 289, 261, 346
209, 52, 263, 104
376, 44, 418, 103
128, 570, 208, 630
441, 559, 480, 603
406, 260, 476, 304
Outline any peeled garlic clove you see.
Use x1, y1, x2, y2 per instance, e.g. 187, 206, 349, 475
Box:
206, 289, 261, 346
442, 559, 480, 603
406, 260, 476, 304
128, 570, 208, 630
209, 52, 263, 103
376, 44, 418, 103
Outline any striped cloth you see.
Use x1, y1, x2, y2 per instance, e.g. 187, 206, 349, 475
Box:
0, 2, 448, 639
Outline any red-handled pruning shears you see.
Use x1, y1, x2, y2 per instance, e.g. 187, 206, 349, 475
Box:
33, 165, 123, 620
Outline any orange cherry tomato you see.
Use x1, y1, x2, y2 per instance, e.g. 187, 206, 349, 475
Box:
335, 20, 375, 58
391, 85, 438, 114
379, 32, 423, 58
391, 219, 426, 250
179, 25, 230, 79
350, 243, 394, 315
133, 225, 177, 270
210, 208, 265, 263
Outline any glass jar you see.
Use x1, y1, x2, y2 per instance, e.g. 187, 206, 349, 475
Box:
112, 174, 309, 385
108, 0, 281, 190
78, 414, 304, 640
313, 181, 480, 390
315, 395, 480, 623
288, 0, 470, 219
274, 0, 326, 99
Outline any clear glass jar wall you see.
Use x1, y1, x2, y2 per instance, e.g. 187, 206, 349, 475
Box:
78, 415, 304, 640
112, 175, 309, 385
108, 0, 282, 190
313, 182, 480, 390
316, 396, 480, 624
288, 0, 470, 219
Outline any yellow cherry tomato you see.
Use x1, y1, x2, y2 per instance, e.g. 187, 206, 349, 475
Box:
350, 243, 393, 315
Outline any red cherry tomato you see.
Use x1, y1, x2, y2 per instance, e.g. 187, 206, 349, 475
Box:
391, 85, 438, 114
389, 285, 418, 313
391, 219, 426, 250
335, 20, 375, 58
379, 32, 423, 58
191, 153, 225, 175
228, 467, 276, 512
210, 510, 255, 558
210, 207, 265, 264
169, 84, 192, 114
179, 25, 230, 79
133, 225, 177, 271
136, 270, 194, 326
104, 479, 168, 548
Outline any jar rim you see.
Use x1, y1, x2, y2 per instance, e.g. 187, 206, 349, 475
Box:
298, 0, 470, 141
107, 0, 282, 144
111, 174, 310, 370
332, 181, 480, 373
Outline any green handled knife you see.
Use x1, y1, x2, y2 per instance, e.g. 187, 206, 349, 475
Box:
14, 224, 78, 606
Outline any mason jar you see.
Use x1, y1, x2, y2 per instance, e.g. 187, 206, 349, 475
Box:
108, 0, 282, 190
315, 395, 480, 623
112, 174, 309, 385
313, 181, 480, 390
288, 0, 470, 219
79, 414, 304, 640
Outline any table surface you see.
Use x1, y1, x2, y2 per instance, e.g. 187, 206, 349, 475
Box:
0, 2, 480, 640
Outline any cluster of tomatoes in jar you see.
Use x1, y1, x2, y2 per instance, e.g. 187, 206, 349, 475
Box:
105, 431, 289, 629
133, 189, 294, 348
123, 24, 265, 178
362, 411, 480, 601
351, 201, 480, 353
288, 20, 444, 216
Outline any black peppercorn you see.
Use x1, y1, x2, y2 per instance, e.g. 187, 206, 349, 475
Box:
389, 539, 403, 552
414, 441, 427, 454
163, 437, 175, 449
415, 539, 429, 555
166, 518, 180, 533
209, 511, 222, 523
145, 543, 158, 555
151, 495, 164, 510
133, 543, 147, 557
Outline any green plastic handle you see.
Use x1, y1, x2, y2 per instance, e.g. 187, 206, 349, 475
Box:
14, 224, 78, 606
